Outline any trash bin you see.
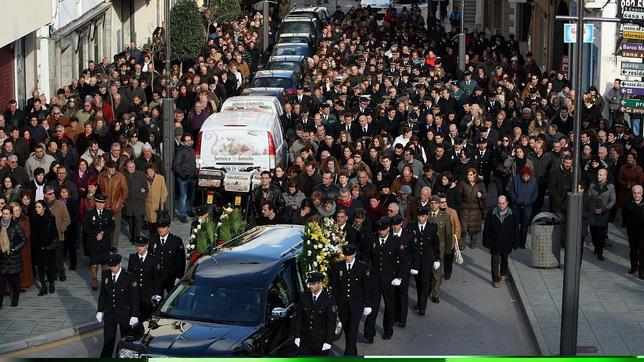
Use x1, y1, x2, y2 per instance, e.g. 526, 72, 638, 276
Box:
530, 212, 561, 268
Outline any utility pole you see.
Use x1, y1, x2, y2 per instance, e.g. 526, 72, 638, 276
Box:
556, 6, 622, 356
458, 0, 465, 71
163, 0, 175, 219
263, 0, 270, 53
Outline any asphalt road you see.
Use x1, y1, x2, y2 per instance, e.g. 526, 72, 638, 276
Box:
6, 241, 537, 358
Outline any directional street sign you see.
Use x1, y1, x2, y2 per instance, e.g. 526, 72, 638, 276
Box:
621, 80, 644, 88
619, 105, 644, 114
621, 86, 644, 95
623, 43, 644, 51
620, 61, 644, 76
563, 23, 594, 43
619, 98, 644, 114
621, 50, 644, 58
618, 0, 644, 20
623, 31, 644, 39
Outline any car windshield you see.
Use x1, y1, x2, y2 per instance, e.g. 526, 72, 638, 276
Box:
274, 47, 307, 56
252, 77, 293, 88
159, 283, 265, 326
281, 22, 315, 34
267, 62, 301, 73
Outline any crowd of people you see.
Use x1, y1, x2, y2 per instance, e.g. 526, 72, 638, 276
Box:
0, 0, 643, 356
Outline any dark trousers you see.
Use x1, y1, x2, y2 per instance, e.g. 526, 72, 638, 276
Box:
0, 274, 20, 306
298, 343, 329, 356
63, 237, 77, 270
148, 223, 158, 236
444, 253, 454, 277
491, 253, 509, 282
414, 267, 431, 313
101, 317, 129, 357
590, 225, 608, 257
37, 265, 56, 284
55, 240, 65, 273
125, 214, 144, 242
140, 302, 153, 322
532, 181, 548, 219
160, 277, 175, 296
516, 205, 533, 247
627, 233, 644, 273
363, 274, 395, 338
495, 175, 510, 197
337, 301, 361, 355
394, 273, 410, 324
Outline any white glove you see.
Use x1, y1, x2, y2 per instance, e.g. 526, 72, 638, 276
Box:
129, 317, 139, 327
174, 278, 180, 285
410, 269, 419, 275
96, 312, 103, 323
433, 261, 441, 270
294, 338, 300, 347
391, 278, 402, 286
363, 307, 372, 316
322, 343, 332, 351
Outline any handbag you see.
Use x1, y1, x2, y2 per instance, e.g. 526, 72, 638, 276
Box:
453, 235, 464, 265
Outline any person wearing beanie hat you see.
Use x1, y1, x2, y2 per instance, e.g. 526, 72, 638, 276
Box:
328, 243, 370, 355
509, 164, 538, 248
363, 215, 402, 343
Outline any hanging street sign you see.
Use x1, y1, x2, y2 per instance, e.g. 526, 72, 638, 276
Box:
618, 0, 644, 20
621, 86, 644, 95
620, 61, 644, 75
623, 31, 644, 39
619, 98, 644, 114
563, 23, 594, 43
623, 43, 644, 51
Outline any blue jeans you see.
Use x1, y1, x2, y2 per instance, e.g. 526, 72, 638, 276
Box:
176, 177, 195, 217
516, 205, 533, 248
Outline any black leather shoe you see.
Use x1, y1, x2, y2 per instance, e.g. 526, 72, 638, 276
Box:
431, 296, 440, 304
598, 255, 604, 261
398, 322, 406, 328
444, 274, 451, 280
628, 267, 637, 274
179, 216, 188, 223
418, 310, 425, 316
382, 333, 392, 340
639, 274, 644, 279
37, 288, 47, 296
59, 272, 67, 282
110, 247, 118, 253
413, 304, 419, 310
49, 283, 55, 294
92, 286, 98, 291
362, 336, 373, 344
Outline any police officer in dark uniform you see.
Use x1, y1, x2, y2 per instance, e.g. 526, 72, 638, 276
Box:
84, 193, 115, 291
409, 206, 441, 316
292, 272, 335, 356
390, 214, 413, 327
363, 217, 402, 342
328, 244, 370, 356
96, 254, 140, 357
127, 236, 161, 322
149, 210, 185, 295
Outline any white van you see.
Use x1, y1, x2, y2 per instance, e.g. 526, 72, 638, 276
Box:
220, 96, 284, 116
196, 112, 287, 199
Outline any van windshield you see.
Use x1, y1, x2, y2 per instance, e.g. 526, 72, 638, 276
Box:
280, 22, 315, 34
159, 283, 265, 326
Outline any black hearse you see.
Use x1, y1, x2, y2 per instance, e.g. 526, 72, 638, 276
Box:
117, 225, 310, 357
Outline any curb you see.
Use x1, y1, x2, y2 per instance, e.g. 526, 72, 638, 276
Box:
0, 321, 101, 355
508, 255, 551, 356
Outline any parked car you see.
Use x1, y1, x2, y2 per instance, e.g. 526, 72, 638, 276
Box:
277, 33, 314, 52
241, 88, 290, 109
289, 6, 331, 25
116, 224, 340, 357
265, 55, 306, 80
361, 0, 394, 15
251, 70, 298, 95
272, 43, 310, 58
276, 17, 319, 47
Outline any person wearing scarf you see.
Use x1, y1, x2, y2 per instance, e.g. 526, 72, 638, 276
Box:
0, 206, 26, 307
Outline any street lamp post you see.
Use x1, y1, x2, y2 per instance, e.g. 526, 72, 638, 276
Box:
560, 0, 585, 355
163, 0, 175, 219
458, 0, 465, 72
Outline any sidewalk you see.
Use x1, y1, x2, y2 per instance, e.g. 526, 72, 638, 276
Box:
509, 222, 644, 355
0, 221, 192, 354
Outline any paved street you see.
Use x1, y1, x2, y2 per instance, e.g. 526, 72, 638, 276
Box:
3, 238, 537, 357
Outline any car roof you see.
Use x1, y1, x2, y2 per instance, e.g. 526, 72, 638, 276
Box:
283, 16, 316, 22
244, 87, 286, 94
278, 32, 312, 38
200, 111, 277, 131
254, 70, 296, 78
193, 225, 304, 288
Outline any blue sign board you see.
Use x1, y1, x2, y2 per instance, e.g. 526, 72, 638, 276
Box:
563, 24, 594, 43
